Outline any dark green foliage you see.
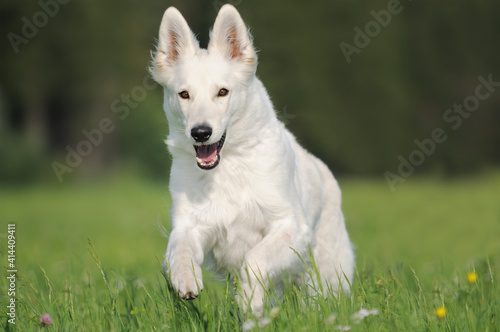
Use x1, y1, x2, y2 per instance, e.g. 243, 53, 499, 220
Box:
1, 0, 499, 183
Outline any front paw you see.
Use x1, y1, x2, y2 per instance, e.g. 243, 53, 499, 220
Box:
170, 263, 203, 300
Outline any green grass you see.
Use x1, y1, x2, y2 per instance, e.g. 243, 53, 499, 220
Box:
1, 173, 499, 331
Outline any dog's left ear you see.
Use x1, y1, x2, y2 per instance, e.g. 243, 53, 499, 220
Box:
209, 5, 257, 69
151, 7, 199, 84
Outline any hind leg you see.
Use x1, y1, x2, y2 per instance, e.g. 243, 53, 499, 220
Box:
312, 210, 354, 297
237, 219, 309, 317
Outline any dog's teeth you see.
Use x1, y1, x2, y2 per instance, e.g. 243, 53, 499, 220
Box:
196, 155, 218, 166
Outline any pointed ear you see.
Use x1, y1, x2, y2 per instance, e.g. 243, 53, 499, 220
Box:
152, 7, 198, 78
209, 5, 257, 67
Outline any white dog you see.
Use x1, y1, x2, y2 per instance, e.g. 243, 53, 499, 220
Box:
151, 4, 354, 316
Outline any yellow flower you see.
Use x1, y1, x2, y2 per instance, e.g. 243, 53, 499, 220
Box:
467, 271, 478, 284
435, 306, 447, 319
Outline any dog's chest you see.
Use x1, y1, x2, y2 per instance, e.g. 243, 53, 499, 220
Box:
197, 192, 267, 268
174, 157, 287, 270
211, 211, 265, 270
209, 198, 268, 270
192, 174, 273, 270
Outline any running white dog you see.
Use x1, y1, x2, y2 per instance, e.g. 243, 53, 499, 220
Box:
151, 4, 354, 316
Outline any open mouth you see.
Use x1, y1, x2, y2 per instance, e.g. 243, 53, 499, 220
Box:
193, 131, 226, 170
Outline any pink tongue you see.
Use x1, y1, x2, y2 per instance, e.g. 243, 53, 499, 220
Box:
197, 143, 218, 163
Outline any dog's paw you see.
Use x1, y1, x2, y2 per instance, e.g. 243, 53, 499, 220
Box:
237, 282, 264, 317
170, 264, 203, 300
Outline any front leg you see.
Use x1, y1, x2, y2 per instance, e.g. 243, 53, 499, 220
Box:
165, 227, 205, 300
238, 220, 309, 317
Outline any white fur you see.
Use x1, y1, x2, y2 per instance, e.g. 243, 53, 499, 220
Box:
152, 5, 354, 316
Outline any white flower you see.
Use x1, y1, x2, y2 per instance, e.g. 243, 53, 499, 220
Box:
133, 278, 145, 288
326, 314, 337, 324
335, 325, 351, 331
113, 279, 125, 293
242, 320, 256, 331
351, 308, 379, 323
258, 317, 272, 328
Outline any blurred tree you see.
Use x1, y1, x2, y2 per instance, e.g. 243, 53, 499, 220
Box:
0, 0, 171, 183
0, 0, 499, 184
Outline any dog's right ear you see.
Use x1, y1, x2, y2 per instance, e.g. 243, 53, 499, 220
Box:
209, 5, 257, 72
151, 7, 198, 82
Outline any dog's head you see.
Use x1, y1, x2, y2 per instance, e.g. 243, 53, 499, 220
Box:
151, 5, 257, 170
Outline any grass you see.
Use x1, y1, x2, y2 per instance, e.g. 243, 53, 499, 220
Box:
1, 172, 499, 331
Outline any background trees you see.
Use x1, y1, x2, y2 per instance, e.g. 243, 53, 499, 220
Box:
1, 0, 499, 184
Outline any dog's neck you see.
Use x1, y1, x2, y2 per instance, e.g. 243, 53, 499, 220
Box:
225, 78, 281, 149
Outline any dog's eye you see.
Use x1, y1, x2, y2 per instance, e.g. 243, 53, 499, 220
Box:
178, 91, 190, 99
218, 88, 229, 97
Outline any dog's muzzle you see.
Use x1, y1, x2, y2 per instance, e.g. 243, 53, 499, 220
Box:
193, 131, 226, 170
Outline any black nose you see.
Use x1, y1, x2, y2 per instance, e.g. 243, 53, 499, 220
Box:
191, 125, 212, 143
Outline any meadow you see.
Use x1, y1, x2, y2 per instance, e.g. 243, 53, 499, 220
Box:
1, 172, 499, 331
